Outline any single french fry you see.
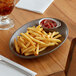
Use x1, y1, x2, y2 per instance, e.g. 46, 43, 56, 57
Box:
54, 34, 62, 39
48, 32, 52, 38
20, 33, 35, 46
41, 43, 56, 47
46, 43, 56, 46
35, 44, 39, 56
39, 47, 47, 52
42, 30, 47, 35
50, 38, 61, 43
35, 37, 43, 40
54, 42, 58, 45
36, 25, 41, 29
24, 52, 33, 56
21, 48, 24, 54
35, 37, 61, 43
14, 39, 20, 53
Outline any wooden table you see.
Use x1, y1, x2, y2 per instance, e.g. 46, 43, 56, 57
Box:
0, 0, 76, 76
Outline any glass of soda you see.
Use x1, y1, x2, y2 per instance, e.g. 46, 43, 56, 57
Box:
0, 0, 15, 30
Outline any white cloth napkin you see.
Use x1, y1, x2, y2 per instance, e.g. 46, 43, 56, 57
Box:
0, 55, 37, 76
16, 0, 54, 14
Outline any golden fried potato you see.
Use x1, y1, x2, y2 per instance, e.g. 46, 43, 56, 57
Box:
14, 25, 62, 56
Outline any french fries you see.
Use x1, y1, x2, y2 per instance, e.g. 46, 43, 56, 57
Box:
35, 44, 39, 56
20, 33, 35, 46
25, 33, 46, 45
53, 34, 62, 39
35, 37, 61, 42
14, 25, 62, 56
51, 32, 59, 38
14, 39, 20, 53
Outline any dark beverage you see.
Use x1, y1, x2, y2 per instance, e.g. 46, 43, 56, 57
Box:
0, 0, 15, 30
0, 0, 14, 15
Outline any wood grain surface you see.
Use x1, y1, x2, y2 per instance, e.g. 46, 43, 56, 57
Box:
49, 71, 65, 76
0, 0, 76, 76
49, 38, 76, 76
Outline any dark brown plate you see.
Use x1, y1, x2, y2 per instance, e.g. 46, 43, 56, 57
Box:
9, 18, 68, 59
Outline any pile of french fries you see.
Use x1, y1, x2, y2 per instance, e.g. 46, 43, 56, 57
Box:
14, 25, 62, 56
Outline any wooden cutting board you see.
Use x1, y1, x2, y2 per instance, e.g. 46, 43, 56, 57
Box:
0, 0, 76, 76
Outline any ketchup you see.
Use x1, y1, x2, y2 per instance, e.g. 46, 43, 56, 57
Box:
40, 19, 57, 29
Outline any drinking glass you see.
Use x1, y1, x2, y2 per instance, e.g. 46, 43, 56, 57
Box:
0, 0, 14, 30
